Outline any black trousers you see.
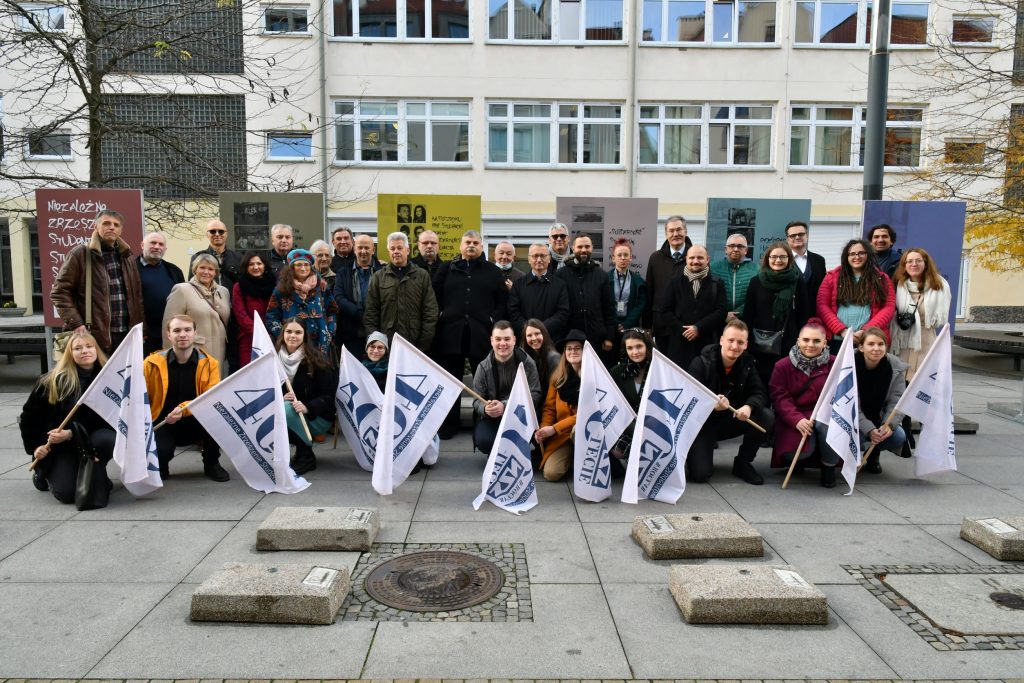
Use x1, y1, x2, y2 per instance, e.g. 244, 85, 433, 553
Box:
154, 416, 220, 465
474, 416, 501, 454
41, 428, 116, 506
687, 406, 774, 483
438, 343, 486, 434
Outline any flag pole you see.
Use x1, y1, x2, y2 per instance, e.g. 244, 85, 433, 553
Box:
462, 383, 487, 404
284, 378, 313, 442
859, 407, 899, 468
725, 406, 767, 433
781, 432, 810, 489
27, 404, 84, 472
154, 400, 192, 431
332, 415, 340, 449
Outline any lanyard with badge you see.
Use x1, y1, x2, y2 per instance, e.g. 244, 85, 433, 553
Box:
615, 271, 629, 316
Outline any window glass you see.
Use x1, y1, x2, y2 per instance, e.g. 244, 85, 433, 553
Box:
359, 0, 398, 36
944, 140, 985, 165
489, 125, 508, 162
489, 0, 510, 37
434, 0, 470, 37
642, 0, 662, 40
639, 124, 660, 163
433, 122, 469, 161
21, 5, 65, 31
891, 2, 927, 44
559, 0, 582, 40
664, 124, 700, 164
794, 1, 814, 42
952, 16, 994, 44
583, 123, 620, 163
27, 130, 71, 158
666, 104, 702, 118
516, 0, 552, 38
407, 102, 427, 116
265, 7, 309, 33
513, 123, 550, 162
819, 2, 857, 43
671, 0, 707, 40
586, 0, 623, 39
734, 124, 771, 164
709, 122, 730, 163
335, 122, 354, 160
268, 133, 312, 158
407, 121, 427, 161
712, 0, 733, 41
815, 126, 851, 165
334, 0, 353, 35
515, 104, 550, 117
790, 125, 809, 165
407, 0, 426, 37
737, 1, 775, 42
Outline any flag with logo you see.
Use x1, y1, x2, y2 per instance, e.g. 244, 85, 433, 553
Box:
622, 349, 719, 504
78, 323, 162, 496
575, 342, 636, 502
374, 334, 463, 495
813, 332, 860, 493
892, 323, 956, 477
335, 345, 383, 472
188, 352, 310, 494
251, 311, 287, 383
473, 364, 539, 514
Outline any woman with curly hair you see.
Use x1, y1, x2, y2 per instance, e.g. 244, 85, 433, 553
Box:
231, 251, 276, 368
266, 249, 338, 358
816, 238, 896, 352
889, 247, 951, 380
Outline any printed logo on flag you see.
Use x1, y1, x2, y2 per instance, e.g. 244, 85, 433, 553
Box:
212, 387, 278, 483
830, 369, 858, 457
637, 388, 699, 497
392, 373, 445, 457
113, 362, 160, 472
337, 381, 380, 465
486, 405, 536, 507
579, 388, 618, 490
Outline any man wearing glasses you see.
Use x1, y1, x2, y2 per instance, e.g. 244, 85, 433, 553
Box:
644, 215, 691, 349
547, 222, 571, 270
784, 220, 826, 305
191, 219, 242, 291
711, 232, 757, 321
508, 243, 570, 340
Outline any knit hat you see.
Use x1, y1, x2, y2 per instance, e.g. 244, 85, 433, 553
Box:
287, 248, 314, 265
365, 331, 390, 351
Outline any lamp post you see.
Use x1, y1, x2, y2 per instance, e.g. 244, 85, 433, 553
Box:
862, 0, 893, 201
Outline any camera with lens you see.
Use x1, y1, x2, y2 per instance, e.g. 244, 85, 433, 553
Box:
896, 311, 916, 330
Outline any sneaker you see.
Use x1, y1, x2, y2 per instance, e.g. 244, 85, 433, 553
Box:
820, 465, 836, 488
32, 467, 48, 492
732, 459, 764, 485
203, 461, 230, 482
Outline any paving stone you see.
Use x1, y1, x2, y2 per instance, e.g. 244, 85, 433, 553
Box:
631, 512, 763, 560
668, 564, 828, 625
255, 506, 380, 551
190, 562, 351, 625
960, 516, 1024, 560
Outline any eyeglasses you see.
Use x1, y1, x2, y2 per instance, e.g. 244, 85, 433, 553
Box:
528, 254, 548, 259
768, 255, 789, 261
848, 251, 868, 258
787, 232, 807, 238
550, 234, 568, 240
726, 244, 746, 250
208, 230, 226, 235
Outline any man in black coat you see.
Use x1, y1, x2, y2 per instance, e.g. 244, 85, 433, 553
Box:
644, 215, 692, 348
508, 243, 570, 340
432, 230, 508, 438
555, 234, 615, 356
333, 234, 382, 359
411, 229, 445, 279
785, 220, 827, 305
330, 226, 355, 274
687, 320, 774, 485
191, 219, 242, 291
137, 231, 185, 355
655, 245, 728, 369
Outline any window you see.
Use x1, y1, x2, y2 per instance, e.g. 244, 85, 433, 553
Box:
333, 0, 469, 39
264, 6, 309, 33
944, 139, 985, 165
334, 100, 470, 164
641, 0, 776, 44
26, 129, 71, 159
489, 0, 624, 42
0, 220, 12, 306
19, 4, 65, 32
639, 103, 773, 167
487, 102, 621, 166
794, 0, 927, 46
267, 132, 313, 160
952, 15, 994, 45
789, 104, 923, 168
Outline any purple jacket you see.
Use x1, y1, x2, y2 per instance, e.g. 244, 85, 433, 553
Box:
768, 354, 835, 468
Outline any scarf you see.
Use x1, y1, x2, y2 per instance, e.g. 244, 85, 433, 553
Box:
685, 266, 709, 296
623, 358, 650, 377
188, 277, 226, 332
237, 269, 276, 300
549, 246, 568, 268
362, 358, 388, 379
788, 344, 830, 376
891, 279, 951, 354
757, 266, 800, 326
556, 365, 581, 405
855, 352, 892, 425
277, 347, 304, 383
293, 273, 317, 300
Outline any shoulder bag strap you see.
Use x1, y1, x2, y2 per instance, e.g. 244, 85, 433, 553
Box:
85, 250, 92, 326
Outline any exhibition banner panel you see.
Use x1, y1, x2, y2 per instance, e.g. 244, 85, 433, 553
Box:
555, 197, 659, 274
219, 191, 324, 252
377, 194, 482, 261
706, 198, 812, 263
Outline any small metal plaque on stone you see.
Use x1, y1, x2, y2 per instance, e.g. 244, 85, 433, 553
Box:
256, 506, 380, 551
960, 516, 1024, 561
632, 512, 763, 560
978, 518, 1018, 535
669, 564, 827, 625
644, 516, 674, 533
774, 568, 812, 589
346, 508, 373, 523
303, 566, 339, 588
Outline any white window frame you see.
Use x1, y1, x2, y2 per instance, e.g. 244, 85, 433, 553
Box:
637, 103, 775, 168
792, 0, 929, 47
25, 128, 72, 160
266, 131, 314, 161
951, 14, 996, 46
262, 5, 311, 35
332, 0, 471, 41
18, 3, 66, 32
332, 99, 471, 166
488, 0, 626, 44
486, 101, 623, 168
788, 104, 924, 170
640, 0, 778, 46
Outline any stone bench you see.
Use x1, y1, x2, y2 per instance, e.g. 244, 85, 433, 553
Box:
960, 516, 1024, 560
954, 330, 1024, 371
631, 513, 763, 560
257, 506, 379, 551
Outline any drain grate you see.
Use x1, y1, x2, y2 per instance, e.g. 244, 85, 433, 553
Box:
365, 550, 504, 612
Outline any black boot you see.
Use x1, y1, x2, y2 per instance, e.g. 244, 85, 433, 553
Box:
863, 450, 882, 474
820, 464, 836, 488
32, 466, 49, 492
203, 460, 230, 482
291, 443, 317, 475
902, 415, 915, 448
732, 456, 764, 485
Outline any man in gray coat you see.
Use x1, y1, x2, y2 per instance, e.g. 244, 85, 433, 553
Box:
363, 232, 437, 352
471, 320, 541, 455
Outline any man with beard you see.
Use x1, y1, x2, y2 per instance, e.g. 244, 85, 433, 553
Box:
554, 234, 615, 355
869, 223, 903, 278
471, 321, 541, 454
656, 245, 728, 369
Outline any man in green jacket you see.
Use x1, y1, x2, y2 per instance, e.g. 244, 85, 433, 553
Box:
710, 232, 757, 321
363, 232, 438, 352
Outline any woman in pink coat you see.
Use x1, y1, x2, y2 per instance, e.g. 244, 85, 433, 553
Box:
231, 252, 275, 367
816, 239, 896, 353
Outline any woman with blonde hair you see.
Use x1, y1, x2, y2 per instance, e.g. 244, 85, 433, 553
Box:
19, 332, 117, 507
890, 247, 951, 379
163, 253, 231, 366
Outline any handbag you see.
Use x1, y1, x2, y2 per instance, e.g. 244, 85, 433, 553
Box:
71, 422, 104, 511
54, 253, 92, 360
752, 328, 784, 355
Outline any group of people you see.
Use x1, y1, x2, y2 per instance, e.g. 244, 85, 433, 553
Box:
22, 209, 952, 508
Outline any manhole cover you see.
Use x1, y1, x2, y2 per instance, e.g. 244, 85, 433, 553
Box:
364, 550, 505, 612
991, 592, 1024, 610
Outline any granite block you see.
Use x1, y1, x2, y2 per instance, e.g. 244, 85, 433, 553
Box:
256, 506, 379, 551
631, 513, 763, 560
189, 562, 350, 625
960, 516, 1024, 560
668, 564, 828, 625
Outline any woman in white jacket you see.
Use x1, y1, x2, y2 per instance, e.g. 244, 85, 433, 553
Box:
889, 247, 952, 380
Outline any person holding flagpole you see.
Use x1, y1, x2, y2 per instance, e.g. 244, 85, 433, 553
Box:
855, 327, 909, 474
534, 329, 586, 482
144, 314, 228, 482
19, 332, 117, 506
768, 319, 841, 487
472, 321, 542, 455
687, 319, 773, 485
275, 318, 338, 475
608, 328, 653, 468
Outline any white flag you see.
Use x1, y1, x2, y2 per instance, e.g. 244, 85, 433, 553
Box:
335, 345, 383, 472
79, 324, 162, 496
374, 334, 463, 495
473, 364, 539, 514
813, 333, 860, 493
622, 349, 719, 504
188, 352, 310, 494
892, 324, 956, 477
251, 311, 287, 383
575, 342, 636, 502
